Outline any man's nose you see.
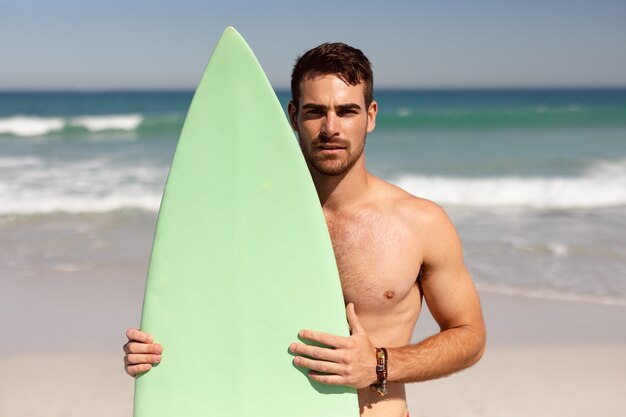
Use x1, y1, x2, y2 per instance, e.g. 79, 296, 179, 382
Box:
321, 112, 339, 137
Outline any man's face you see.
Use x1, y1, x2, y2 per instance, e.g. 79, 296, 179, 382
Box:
288, 74, 377, 176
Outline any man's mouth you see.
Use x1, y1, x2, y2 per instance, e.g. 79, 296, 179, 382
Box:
318, 144, 344, 150
315, 140, 348, 151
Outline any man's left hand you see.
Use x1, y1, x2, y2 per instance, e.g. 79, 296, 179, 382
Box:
289, 303, 377, 389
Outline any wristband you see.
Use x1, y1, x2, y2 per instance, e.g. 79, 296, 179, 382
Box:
369, 347, 388, 396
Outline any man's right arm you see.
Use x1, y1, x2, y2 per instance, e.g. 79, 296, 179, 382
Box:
123, 328, 163, 377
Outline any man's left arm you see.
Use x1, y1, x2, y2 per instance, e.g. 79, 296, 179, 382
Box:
289, 203, 486, 388
386, 203, 486, 383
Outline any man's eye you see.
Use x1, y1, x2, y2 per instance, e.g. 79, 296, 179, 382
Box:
338, 109, 357, 116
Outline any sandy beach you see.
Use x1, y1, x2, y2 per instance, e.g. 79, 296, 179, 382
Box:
2, 232, 625, 417
3, 344, 625, 417
408, 293, 626, 417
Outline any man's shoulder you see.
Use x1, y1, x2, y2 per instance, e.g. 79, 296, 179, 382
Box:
369, 176, 465, 269
369, 174, 450, 228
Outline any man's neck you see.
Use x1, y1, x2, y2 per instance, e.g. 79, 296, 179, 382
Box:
309, 159, 370, 212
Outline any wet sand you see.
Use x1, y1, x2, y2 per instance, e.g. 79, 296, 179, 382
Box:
1, 213, 625, 416
2, 265, 626, 417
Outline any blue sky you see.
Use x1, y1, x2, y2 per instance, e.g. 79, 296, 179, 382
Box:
1, 0, 625, 90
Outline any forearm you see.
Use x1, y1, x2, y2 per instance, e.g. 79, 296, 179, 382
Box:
386, 325, 485, 384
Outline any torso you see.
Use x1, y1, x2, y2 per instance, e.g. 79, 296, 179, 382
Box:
323, 176, 427, 417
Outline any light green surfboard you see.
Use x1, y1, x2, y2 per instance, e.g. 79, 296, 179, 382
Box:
134, 27, 358, 416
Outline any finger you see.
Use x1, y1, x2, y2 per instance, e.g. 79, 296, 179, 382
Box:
124, 342, 163, 355
126, 328, 154, 344
126, 363, 152, 377
125, 353, 162, 366
307, 371, 345, 385
346, 303, 365, 335
293, 356, 343, 375
299, 329, 349, 348
290, 342, 344, 363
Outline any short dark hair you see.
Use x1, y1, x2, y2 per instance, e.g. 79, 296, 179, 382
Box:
290, 42, 374, 107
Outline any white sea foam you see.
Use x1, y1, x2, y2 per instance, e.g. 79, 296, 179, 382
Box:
476, 282, 626, 306
0, 116, 65, 137
69, 114, 143, 132
2, 153, 626, 214
0, 157, 166, 215
583, 158, 626, 177
547, 243, 569, 256
396, 108, 413, 117
0, 114, 144, 137
534, 104, 583, 113
391, 172, 626, 209
0, 156, 43, 168
0, 194, 161, 215
3, 173, 625, 214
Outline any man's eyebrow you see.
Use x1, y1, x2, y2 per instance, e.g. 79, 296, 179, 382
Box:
301, 103, 363, 111
337, 103, 362, 111
301, 103, 326, 110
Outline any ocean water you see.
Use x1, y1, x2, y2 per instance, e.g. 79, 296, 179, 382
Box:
1, 89, 625, 306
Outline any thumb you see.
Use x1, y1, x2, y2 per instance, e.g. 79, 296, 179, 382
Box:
346, 303, 366, 335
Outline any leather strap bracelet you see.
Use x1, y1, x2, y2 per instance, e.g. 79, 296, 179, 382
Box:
369, 347, 388, 396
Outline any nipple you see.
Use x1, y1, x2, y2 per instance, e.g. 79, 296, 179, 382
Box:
384, 290, 395, 299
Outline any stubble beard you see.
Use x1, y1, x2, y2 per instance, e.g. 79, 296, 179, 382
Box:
300, 134, 366, 177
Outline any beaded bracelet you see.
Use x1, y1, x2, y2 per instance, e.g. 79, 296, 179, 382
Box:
369, 347, 388, 396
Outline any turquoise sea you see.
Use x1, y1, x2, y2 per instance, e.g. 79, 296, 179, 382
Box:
1, 89, 625, 305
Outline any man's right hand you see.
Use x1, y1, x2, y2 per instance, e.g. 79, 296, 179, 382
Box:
123, 328, 163, 377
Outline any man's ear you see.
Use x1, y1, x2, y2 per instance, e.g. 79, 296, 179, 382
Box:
366, 100, 378, 133
288, 100, 299, 131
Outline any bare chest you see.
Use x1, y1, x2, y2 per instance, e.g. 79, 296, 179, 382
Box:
325, 212, 422, 313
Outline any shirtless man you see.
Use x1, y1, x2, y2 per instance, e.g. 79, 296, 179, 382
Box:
124, 43, 486, 417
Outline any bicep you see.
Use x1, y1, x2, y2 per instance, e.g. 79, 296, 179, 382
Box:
419, 207, 484, 332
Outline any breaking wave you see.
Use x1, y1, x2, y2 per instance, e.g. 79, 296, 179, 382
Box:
0, 114, 145, 137
392, 160, 626, 209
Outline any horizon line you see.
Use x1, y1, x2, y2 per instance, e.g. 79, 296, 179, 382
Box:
2, 85, 626, 93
